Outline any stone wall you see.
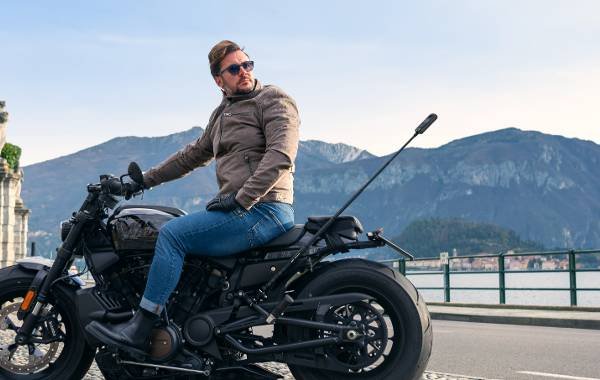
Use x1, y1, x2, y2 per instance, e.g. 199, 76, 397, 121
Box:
0, 101, 29, 267
0, 101, 6, 150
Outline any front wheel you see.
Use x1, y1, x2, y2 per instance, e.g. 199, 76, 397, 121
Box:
0, 266, 96, 380
285, 259, 432, 380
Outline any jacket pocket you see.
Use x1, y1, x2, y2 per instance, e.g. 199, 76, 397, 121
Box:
243, 152, 261, 176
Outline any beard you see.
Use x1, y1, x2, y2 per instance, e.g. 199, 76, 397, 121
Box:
234, 78, 256, 95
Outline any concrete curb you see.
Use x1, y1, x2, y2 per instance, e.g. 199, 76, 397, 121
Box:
430, 311, 600, 330
427, 302, 600, 312
428, 303, 600, 329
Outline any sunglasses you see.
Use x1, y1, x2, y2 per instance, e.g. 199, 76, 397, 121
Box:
219, 61, 254, 76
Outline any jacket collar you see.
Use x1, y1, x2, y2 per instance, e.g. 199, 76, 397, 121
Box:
224, 79, 262, 103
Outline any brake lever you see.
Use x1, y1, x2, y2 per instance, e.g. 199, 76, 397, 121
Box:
123, 186, 144, 201
120, 174, 144, 200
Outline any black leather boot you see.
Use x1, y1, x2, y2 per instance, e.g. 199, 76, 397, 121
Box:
85, 308, 159, 357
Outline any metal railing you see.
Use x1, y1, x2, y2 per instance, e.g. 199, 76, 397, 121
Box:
379, 249, 600, 306
28, 241, 600, 306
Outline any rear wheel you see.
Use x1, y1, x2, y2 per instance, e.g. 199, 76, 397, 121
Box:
0, 266, 96, 380
285, 259, 432, 380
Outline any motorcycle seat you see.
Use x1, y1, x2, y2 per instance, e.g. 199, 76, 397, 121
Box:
260, 224, 306, 248
305, 216, 364, 240
258, 216, 364, 251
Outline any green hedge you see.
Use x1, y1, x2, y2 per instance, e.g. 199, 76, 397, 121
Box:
1, 143, 21, 171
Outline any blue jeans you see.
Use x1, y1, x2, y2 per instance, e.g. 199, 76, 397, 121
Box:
139, 202, 294, 314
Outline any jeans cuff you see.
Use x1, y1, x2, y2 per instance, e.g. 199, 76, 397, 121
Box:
140, 297, 163, 315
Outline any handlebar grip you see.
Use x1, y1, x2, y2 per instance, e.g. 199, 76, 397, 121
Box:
108, 179, 123, 195
415, 113, 437, 135
101, 177, 123, 196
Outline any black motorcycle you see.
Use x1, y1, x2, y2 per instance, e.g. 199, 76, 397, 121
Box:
0, 115, 437, 380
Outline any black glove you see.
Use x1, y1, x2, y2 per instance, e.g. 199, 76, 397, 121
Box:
206, 192, 241, 212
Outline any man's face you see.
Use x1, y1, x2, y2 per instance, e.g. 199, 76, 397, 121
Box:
214, 50, 254, 96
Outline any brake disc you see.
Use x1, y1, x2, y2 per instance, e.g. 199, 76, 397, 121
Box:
0, 302, 60, 374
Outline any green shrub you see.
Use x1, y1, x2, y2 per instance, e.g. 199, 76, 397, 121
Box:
1, 143, 21, 171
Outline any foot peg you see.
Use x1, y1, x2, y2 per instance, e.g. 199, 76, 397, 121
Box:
266, 294, 294, 324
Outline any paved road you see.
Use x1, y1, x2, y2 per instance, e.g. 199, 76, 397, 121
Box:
428, 320, 600, 380
83, 320, 600, 379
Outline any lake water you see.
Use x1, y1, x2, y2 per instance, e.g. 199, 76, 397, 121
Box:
406, 271, 600, 307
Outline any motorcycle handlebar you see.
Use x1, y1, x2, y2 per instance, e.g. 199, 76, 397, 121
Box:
100, 175, 143, 199
90, 167, 145, 200
101, 176, 124, 196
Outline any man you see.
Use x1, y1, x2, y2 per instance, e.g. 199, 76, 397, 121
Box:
86, 40, 300, 356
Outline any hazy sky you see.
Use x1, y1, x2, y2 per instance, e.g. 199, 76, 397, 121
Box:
2, 1, 600, 166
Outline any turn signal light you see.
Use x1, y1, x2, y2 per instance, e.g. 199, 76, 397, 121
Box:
20, 290, 36, 311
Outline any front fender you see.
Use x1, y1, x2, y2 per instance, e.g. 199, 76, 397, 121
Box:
16, 257, 86, 288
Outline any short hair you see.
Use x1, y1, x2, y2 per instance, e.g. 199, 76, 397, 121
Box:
208, 40, 247, 77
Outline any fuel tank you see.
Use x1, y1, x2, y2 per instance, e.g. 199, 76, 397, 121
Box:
108, 205, 186, 252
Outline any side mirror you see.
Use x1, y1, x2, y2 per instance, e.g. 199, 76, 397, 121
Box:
128, 162, 144, 185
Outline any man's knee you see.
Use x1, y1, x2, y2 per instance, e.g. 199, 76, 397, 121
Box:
156, 220, 186, 258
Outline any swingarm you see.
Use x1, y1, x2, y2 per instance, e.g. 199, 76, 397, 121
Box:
184, 292, 373, 354
215, 291, 387, 374
218, 292, 372, 332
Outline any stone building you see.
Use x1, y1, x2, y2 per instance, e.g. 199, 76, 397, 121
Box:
0, 101, 29, 267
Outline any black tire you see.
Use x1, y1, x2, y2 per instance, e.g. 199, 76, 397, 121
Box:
285, 259, 432, 380
0, 265, 96, 380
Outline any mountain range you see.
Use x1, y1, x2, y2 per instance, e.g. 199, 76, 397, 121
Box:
22, 127, 600, 255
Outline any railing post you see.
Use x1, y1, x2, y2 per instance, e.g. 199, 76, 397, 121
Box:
498, 253, 506, 304
443, 261, 451, 302
398, 259, 406, 275
568, 249, 577, 306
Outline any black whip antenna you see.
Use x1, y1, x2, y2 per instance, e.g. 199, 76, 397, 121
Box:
260, 113, 438, 296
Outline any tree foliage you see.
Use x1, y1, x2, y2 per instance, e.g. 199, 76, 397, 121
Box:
395, 218, 544, 258
1, 143, 22, 171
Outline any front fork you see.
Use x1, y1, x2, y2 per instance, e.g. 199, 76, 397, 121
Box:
15, 210, 90, 344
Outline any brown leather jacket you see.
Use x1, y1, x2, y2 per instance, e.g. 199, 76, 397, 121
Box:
143, 80, 300, 210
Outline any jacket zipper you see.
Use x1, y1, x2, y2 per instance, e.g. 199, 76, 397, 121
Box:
218, 108, 229, 153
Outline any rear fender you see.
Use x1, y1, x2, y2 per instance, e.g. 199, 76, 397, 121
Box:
290, 258, 429, 334
288, 258, 419, 303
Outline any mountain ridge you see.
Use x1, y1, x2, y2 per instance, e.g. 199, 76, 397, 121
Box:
22, 127, 600, 255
